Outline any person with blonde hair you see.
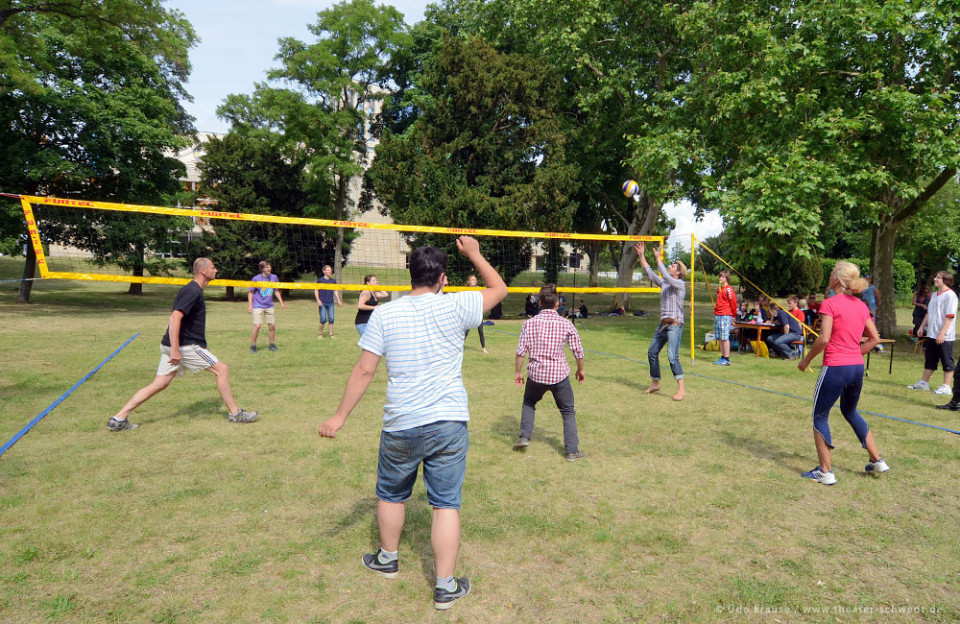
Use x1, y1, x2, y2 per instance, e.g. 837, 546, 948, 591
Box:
797, 261, 889, 485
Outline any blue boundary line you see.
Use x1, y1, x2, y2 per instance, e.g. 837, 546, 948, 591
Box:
0, 333, 141, 458
489, 327, 960, 436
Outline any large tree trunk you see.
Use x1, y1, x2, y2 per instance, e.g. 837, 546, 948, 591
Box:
869, 169, 956, 338
17, 242, 36, 304
127, 243, 145, 295
586, 241, 600, 287
613, 192, 661, 310
334, 174, 348, 280
869, 214, 899, 337
225, 286, 236, 300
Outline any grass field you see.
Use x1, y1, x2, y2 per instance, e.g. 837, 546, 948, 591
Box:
1, 257, 958, 623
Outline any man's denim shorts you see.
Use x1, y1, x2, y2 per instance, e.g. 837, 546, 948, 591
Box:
376, 420, 468, 509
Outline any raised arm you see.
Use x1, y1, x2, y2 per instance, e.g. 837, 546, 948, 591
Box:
457, 236, 507, 312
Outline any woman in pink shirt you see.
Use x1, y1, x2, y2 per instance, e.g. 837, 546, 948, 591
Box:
797, 262, 889, 485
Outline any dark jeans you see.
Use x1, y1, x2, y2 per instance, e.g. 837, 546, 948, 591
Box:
519, 376, 579, 455
767, 331, 802, 358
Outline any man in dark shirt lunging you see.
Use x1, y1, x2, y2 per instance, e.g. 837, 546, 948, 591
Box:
107, 257, 259, 431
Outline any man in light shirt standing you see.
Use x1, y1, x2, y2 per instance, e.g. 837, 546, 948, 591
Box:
318, 236, 507, 611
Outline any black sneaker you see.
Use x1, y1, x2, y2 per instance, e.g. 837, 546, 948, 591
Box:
228, 408, 259, 423
434, 577, 471, 610
936, 401, 960, 411
107, 417, 139, 431
268, 343, 278, 352
250, 345, 257, 353
361, 549, 398, 579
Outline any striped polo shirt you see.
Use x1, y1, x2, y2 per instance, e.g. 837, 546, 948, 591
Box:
359, 290, 483, 432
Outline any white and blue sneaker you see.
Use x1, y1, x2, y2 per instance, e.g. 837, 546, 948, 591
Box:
713, 357, 731, 366
865, 458, 890, 474
802, 466, 837, 485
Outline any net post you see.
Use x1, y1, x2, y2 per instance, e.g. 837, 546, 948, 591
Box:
20, 197, 51, 279
690, 233, 696, 360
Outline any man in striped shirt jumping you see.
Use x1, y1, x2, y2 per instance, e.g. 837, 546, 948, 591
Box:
513, 284, 586, 461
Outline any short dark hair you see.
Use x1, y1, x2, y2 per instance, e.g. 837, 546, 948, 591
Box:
409, 246, 447, 288
538, 284, 558, 309
938, 271, 955, 288
718, 270, 730, 281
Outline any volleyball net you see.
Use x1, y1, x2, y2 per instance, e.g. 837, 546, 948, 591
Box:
19, 195, 664, 293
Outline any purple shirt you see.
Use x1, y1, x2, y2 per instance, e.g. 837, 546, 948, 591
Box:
250, 273, 278, 309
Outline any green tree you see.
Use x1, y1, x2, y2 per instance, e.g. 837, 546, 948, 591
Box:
463, 0, 703, 308
194, 133, 332, 299
895, 177, 960, 286
368, 34, 579, 285
0, 2, 196, 301
218, 0, 410, 282
673, 0, 960, 336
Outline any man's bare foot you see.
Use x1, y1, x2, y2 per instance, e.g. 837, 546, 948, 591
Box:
482, 348, 489, 354
672, 391, 685, 401
643, 385, 660, 394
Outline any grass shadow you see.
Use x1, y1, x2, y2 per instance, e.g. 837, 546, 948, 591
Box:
718, 430, 801, 473
494, 414, 565, 457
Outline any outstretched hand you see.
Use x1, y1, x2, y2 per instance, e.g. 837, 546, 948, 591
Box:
456, 235, 480, 258
635, 242, 645, 257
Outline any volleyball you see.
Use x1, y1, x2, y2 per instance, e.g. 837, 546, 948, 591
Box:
622, 179, 639, 198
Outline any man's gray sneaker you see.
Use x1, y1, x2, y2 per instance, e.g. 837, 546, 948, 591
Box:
434, 577, 471, 610
513, 436, 529, 450
361, 550, 398, 579
228, 408, 259, 423
566, 451, 586, 462
107, 417, 139, 431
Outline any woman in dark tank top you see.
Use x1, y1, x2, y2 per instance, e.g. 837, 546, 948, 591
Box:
355, 274, 388, 337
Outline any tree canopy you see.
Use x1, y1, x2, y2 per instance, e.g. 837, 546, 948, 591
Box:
0, 0, 196, 301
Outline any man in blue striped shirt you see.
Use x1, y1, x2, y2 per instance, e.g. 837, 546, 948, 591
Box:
319, 236, 507, 610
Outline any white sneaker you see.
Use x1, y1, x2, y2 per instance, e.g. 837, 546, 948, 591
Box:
865, 458, 890, 474
801, 466, 837, 485
934, 384, 952, 395
907, 380, 930, 390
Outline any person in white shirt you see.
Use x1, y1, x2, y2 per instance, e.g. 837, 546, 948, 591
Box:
908, 271, 958, 395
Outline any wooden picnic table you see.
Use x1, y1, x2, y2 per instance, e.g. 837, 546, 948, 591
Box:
734, 322, 776, 357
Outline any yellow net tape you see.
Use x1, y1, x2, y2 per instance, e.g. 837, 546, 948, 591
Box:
21, 195, 664, 293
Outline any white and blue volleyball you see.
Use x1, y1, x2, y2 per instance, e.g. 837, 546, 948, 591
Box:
622, 179, 639, 198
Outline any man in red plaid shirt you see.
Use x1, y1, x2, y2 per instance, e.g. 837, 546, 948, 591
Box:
513, 285, 586, 461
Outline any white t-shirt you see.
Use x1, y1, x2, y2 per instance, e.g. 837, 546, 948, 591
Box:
927, 287, 958, 341
359, 291, 483, 432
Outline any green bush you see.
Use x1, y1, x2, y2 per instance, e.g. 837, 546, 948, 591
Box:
819, 257, 915, 297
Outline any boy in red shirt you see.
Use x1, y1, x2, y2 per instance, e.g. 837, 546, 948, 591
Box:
713, 270, 738, 366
